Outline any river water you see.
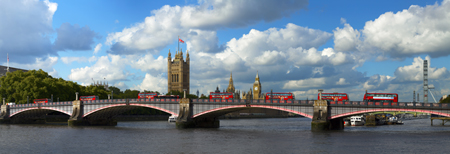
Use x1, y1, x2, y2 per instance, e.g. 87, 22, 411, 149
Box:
1, 118, 450, 154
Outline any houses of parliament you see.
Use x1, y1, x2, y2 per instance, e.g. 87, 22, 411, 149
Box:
167, 48, 264, 99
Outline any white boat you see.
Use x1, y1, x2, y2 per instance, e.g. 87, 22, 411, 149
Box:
344, 119, 350, 126
387, 116, 404, 125
350, 115, 365, 126
168, 115, 177, 123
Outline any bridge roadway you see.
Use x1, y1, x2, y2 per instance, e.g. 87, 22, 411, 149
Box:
1, 98, 450, 130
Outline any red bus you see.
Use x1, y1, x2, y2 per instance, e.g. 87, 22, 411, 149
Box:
80, 95, 99, 101
34, 98, 49, 104
319, 93, 349, 101
209, 92, 233, 99
363, 93, 398, 102
138, 93, 158, 99
265, 92, 294, 100
157, 95, 180, 99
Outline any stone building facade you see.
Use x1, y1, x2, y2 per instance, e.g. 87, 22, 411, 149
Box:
167, 49, 190, 94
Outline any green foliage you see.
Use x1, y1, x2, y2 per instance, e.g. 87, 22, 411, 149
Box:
0, 69, 110, 104
439, 95, 450, 103
0, 70, 198, 104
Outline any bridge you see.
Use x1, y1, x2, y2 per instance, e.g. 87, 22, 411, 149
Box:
1, 94, 450, 130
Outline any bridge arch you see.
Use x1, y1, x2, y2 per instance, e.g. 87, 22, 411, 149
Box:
83, 103, 177, 118
10, 107, 71, 118
330, 108, 450, 119
192, 105, 313, 119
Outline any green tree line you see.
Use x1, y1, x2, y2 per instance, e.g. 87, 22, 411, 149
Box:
0, 69, 204, 104
0, 70, 110, 104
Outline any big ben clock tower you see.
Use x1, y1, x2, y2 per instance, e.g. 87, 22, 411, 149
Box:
253, 71, 262, 99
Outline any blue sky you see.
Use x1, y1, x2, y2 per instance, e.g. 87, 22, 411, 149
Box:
1, 0, 450, 102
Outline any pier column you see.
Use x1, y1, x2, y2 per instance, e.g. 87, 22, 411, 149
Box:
68, 100, 85, 126
176, 97, 195, 128
311, 89, 343, 131
311, 99, 330, 131
0, 103, 11, 124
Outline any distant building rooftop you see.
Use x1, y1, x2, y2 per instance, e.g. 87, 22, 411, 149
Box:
0, 65, 28, 77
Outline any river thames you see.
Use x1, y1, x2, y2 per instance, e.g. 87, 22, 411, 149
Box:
1, 118, 450, 153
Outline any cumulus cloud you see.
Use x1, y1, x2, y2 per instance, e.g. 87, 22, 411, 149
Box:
68, 55, 128, 84
363, 74, 394, 90
132, 73, 168, 93
333, 23, 361, 52
61, 57, 88, 64
362, 0, 450, 58
129, 54, 167, 73
106, 1, 308, 55
0, 0, 57, 63
7, 56, 59, 77
53, 23, 100, 51
93, 43, 102, 54
394, 56, 449, 82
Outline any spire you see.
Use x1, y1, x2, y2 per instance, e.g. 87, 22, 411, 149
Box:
256, 70, 259, 79
227, 71, 235, 93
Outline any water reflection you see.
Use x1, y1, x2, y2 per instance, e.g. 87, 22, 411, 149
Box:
1, 118, 450, 153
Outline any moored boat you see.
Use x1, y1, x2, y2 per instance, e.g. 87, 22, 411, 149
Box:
350, 115, 365, 126
168, 115, 177, 123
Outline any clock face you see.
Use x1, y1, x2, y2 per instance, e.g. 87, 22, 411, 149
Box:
254, 87, 258, 90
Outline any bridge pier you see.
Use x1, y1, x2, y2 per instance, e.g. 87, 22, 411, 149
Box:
0, 104, 11, 124
176, 98, 195, 128
68, 100, 117, 126
311, 99, 344, 131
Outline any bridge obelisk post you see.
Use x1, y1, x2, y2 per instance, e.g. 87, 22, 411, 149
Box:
176, 90, 195, 128
68, 92, 85, 126
0, 98, 10, 124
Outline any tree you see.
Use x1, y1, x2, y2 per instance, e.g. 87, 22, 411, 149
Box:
439, 95, 450, 103
0, 69, 110, 103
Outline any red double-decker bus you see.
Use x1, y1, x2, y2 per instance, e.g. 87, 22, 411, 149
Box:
363, 93, 398, 102
209, 92, 233, 99
34, 98, 49, 104
157, 95, 180, 99
80, 95, 99, 101
319, 93, 349, 101
138, 93, 158, 99
265, 92, 294, 100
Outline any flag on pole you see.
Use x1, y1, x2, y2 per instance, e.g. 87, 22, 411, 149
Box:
7, 54, 9, 62
179, 38, 184, 43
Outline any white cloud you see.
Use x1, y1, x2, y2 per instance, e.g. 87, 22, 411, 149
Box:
68, 55, 128, 84
132, 73, 167, 93
336, 78, 349, 85
361, 0, 450, 58
283, 77, 327, 89
61, 57, 88, 64
129, 54, 167, 73
333, 23, 361, 52
106, 1, 308, 55
94, 43, 102, 54
363, 74, 394, 90
394, 56, 449, 82
8, 56, 59, 77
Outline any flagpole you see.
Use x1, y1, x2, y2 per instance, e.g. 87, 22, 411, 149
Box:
178, 35, 179, 52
